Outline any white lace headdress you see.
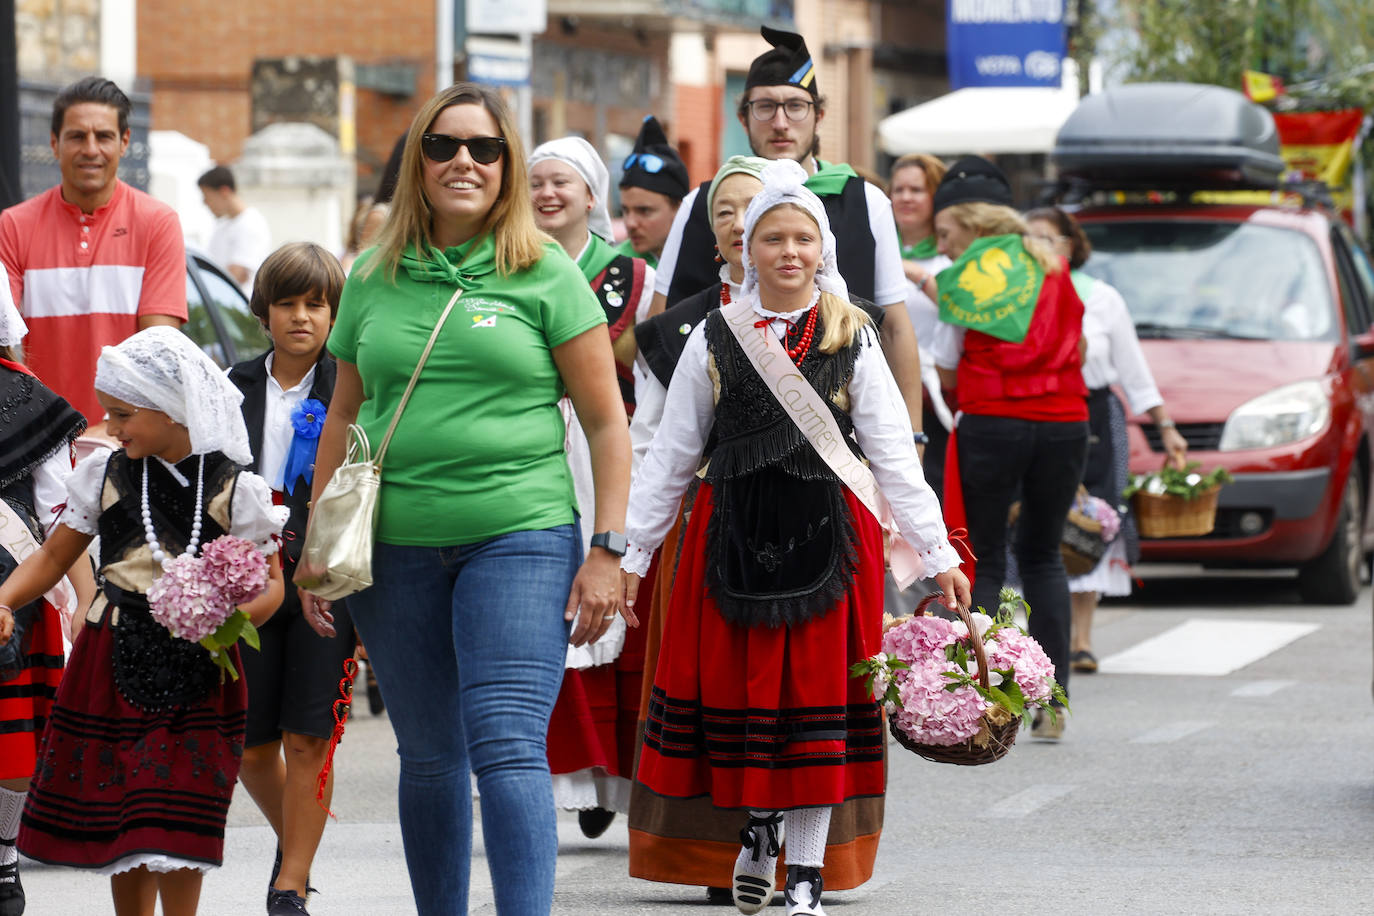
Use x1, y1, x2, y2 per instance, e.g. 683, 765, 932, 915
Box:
0, 264, 29, 347
527, 136, 615, 243
94, 326, 252, 465
740, 159, 849, 303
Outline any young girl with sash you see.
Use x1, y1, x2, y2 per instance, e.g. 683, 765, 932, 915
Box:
623, 160, 970, 916
0, 327, 287, 916
925, 157, 1090, 739
528, 136, 654, 838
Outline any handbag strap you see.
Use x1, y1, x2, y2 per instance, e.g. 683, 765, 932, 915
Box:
374, 285, 463, 469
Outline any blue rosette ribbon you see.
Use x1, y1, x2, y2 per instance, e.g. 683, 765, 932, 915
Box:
282, 398, 326, 490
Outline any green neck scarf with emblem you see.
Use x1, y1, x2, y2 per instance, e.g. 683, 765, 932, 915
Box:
936, 233, 1046, 344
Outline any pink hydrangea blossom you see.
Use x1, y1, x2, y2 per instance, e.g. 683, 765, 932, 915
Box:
984, 627, 1057, 704
199, 535, 270, 606
147, 554, 235, 643
873, 603, 1062, 747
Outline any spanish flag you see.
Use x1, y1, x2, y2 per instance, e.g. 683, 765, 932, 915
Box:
1243, 70, 1284, 104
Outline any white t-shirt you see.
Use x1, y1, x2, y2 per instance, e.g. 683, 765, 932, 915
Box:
653, 178, 907, 308
207, 207, 272, 294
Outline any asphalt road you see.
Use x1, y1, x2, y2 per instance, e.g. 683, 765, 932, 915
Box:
18, 565, 1374, 915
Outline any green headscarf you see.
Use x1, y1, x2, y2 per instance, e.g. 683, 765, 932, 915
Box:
707, 155, 770, 214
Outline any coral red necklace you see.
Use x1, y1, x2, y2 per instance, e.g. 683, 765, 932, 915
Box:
751, 303, 818, 366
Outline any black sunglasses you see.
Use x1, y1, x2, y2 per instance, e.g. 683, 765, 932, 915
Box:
421, 133, 507, 165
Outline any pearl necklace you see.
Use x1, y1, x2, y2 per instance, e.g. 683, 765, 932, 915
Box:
142, 455, 205, 570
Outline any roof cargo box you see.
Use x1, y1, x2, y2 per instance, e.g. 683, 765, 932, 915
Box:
1053, 83, 1285, 189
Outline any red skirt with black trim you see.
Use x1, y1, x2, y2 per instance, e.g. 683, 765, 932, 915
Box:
0, 600, 64, 781
637, 482, 886, 811
17, 617, 247, 871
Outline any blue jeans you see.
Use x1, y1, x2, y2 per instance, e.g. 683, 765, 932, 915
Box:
347, 524, 580, 915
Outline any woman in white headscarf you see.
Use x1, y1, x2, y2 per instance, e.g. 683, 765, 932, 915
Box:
0, 326, 286, 916
526, 136, 657, 838
621, 160, 970, 916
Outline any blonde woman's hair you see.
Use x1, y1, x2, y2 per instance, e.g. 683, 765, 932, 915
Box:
363, 82, 545, 281
750, 202, 870, 354
939, 201, 1062, 274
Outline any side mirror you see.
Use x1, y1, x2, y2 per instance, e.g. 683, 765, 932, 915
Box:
1355, 323, 1374, 357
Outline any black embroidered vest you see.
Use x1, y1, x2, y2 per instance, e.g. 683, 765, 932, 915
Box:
701, 309, 864, 628
98, 451, 239, 711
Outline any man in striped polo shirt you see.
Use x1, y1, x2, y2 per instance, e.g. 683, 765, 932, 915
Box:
0, 77, 186, 429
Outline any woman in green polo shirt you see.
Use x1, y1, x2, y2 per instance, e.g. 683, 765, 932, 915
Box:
298, 83, 632, 916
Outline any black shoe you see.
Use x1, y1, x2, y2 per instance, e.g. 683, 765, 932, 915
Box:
577, 807, 616, 838
0, 860, 23, 916
1070, 649, 1098, 673
267, 845, 282, 908
365, 662, 385, 716
705, 886, 734, 905
784, 865, 824, 916
267, 886, 310, 915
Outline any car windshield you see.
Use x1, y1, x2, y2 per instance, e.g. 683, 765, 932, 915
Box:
1079, 220, 1337, 342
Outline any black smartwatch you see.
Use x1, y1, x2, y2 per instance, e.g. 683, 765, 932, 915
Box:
590, 531, 629, 556
912, 431, 930, 446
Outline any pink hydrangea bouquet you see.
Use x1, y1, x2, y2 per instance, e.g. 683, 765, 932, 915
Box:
852, 588, 1068, 758
147, 534, 270, 680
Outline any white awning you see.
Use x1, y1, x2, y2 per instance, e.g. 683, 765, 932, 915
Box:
878, 86, 1081, 156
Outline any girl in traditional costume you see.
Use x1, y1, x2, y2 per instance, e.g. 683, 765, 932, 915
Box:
0, 269, 90, 916
0, 327, 287, 916
527, 136, 655, 837
622, 160, 970, 916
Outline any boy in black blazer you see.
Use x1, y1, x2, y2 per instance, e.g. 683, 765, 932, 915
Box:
228, 242, 356, 916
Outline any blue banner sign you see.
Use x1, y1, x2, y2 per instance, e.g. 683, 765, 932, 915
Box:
946, 0, 1066, 89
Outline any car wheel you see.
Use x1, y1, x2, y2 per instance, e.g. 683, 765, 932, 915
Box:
1298, 471, 1363, 605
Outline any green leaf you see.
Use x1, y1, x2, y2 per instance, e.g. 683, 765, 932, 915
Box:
241, 619, 260, 651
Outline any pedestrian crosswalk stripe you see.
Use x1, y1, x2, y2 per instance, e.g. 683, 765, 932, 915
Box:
1098, 619, 1319, 676
1130, 720, 1212, 744
1230, 679, 1297, 697
980, 784, 1074, 819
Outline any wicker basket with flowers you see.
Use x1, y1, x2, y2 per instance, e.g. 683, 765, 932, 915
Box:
852, 588, 1067, 766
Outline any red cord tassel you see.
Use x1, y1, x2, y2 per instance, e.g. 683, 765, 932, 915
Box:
315, 657, 357, 817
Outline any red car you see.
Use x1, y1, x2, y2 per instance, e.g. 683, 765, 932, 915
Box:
1055, 84, 1374, 604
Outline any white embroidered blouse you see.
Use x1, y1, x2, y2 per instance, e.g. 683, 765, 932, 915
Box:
622, 298, 962, 578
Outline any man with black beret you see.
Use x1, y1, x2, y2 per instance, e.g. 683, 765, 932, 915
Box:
647, 26, 926, 433
617, 116, 688, 268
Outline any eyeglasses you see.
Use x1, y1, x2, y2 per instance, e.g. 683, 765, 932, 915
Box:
1029, 233, 1068, 246
623, 152, 666, 173
420, 133, 507, 165
743, 99, 816, 122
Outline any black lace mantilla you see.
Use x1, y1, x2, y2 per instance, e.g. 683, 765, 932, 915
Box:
98, 451, 239, 711
0, 368, 86, 491
701, 309, 866, 628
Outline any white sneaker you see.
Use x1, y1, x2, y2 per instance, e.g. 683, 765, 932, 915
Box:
732, 813, 784, 915
784, 865, 826, 916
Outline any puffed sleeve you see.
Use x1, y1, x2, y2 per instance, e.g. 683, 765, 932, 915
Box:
230, 471, 291, 554
621, 324, 715, 576
847, 329, 964, 576
55, 447, 113, 536
32, 446, 75, 536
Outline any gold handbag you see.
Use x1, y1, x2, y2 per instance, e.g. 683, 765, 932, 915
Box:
295, 287, 462, 600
